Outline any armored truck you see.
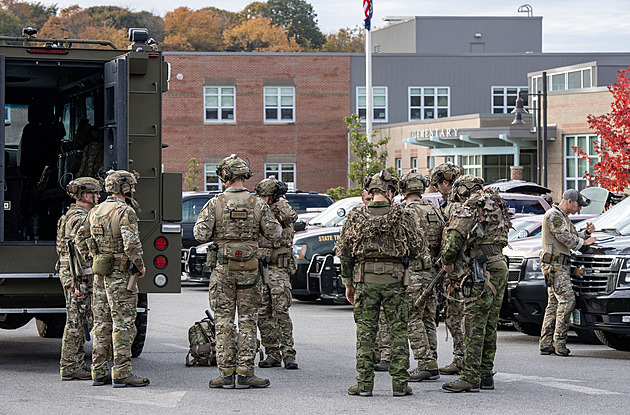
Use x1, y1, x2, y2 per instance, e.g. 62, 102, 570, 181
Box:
0, 28, 182, 356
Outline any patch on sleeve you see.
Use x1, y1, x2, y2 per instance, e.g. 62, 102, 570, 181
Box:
552, 216, 563, 229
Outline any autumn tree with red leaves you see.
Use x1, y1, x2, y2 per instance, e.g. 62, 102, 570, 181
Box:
574, 66, 630, 191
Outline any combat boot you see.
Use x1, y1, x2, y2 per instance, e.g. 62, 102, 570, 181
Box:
409, 367, 440, 382
113, 375, 150, 388
92, 374, 112, 386
442, 378, 480, 393
555, 344, 571, 356
61, 368, 92, 381
258, 356, 281, 368
439, 361, 461, 375
283, 355, 299, 370
540, 345, 555, 355
393, 385, 413, 396
480, 375, 494, 390
348, 385, 373, 397
236, 374, 270, 389
209, 374, 235, 389
373, 360, 389, 372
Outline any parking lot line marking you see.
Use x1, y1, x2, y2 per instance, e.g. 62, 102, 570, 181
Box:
86, 391, 187, 408
496, 373, 621, 395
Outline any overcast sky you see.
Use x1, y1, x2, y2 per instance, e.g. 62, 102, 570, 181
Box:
43, 0, 630, 52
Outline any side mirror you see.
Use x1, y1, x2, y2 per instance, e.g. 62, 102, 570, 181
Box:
294, 220, 306, 232
517, 229, 529, 239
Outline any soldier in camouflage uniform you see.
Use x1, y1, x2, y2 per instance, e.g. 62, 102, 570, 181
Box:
76, 170, 149, 388
539, 189, 596, 356
337, 171, 423, 397
255, 176, 299, 370
399, 172, 445, 382
430, 162, 465, 375
440, 175, 511, 392
194, 155, 281, 389
57, 177, 101, 381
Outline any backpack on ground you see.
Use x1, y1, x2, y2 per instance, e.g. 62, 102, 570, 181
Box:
185, 310, 217, 367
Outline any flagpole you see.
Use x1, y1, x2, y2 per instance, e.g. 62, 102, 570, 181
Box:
366, 28, 373, 144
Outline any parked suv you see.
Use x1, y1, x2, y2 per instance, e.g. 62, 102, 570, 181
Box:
503, 198, 630, 351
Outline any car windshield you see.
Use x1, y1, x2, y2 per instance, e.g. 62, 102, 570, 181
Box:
576, 196, 630, 235
285, 194, 333, 213
308, 198, 362, 227
508, 218, 541, 240
504, 198, 547, 215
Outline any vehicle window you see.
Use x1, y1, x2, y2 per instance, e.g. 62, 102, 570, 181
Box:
508, 219, 539, 240
505, 199, 546, 215
308, 199, 361, 227
182, 198, 210, 223
583, 196, 630, 235
285, 194, 333, 213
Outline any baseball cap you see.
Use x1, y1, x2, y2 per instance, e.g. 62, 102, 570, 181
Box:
563, 189, 590, 207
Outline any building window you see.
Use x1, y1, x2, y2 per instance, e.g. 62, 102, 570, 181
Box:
204, 163, 221, 191
204, 87, 235, 122
395, 158, 402, 176
533, 68, 593, 93
357, 87, 388, 122
565, 134, 600, 191
492, 87, 528, 114
410, 156, 418, 172
409, 87, 449, 121
265, 162, 296, 190
264, 87, 295, 122
461, 155, 482, 177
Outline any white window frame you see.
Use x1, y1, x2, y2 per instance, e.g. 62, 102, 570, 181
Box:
533, 68, 593, 93
564, 134, 600, 191
204, 86, 235, 123
408, 86, 450, 121
264, 86, 295, 123
491, 86, 528, 114
461, 155, 482, 177
357, 86, 388, 123
410, 156, 418, 172
395, 158, 402, 177
204, 163, 222, 191
264, 162, 296, 191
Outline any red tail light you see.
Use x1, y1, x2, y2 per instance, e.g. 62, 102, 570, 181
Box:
154, 236, 168, 250
154, 255, 167, 269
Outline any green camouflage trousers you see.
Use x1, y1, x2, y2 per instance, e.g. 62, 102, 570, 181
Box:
92, 271, 137, 379
353, 281, 410, 392
407, 271, 438, 369
460, 260, 508, 385
375, 308, 390, 362
210, 264, 261, 377
59, 269, 92, 376
443, 281, 465, 366
258, 265, 296, 361
539, 263, 575, 349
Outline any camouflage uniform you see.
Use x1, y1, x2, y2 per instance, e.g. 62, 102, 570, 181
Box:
441, 180, 510, 391
76, 171, 145, 383
375, 309, 390, 365
195, 186, 281, 381
539, 206, 586, 353
257, 194, 299, 366
337, 172, 423, 395
57, 202, 93, 377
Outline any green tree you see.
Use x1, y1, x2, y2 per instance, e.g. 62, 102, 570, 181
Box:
323, 26, 364, 53
183, 156, 201, 191
1, 0, 57, 31
259, 0, 325, 50
0, 8, 22, 36
326, 113, 392, 201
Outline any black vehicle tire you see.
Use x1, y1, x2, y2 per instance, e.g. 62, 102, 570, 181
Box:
573, 328, 602, 345
595, 330, 630, 352
132, 293, 148, 358
294, 294, 320, 302
36, 314, 66, 338
0, 314, 33, 330
512, 321, 542, 337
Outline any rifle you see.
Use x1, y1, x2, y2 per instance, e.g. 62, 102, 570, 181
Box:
414, 266, 446, 309
66, 239, 91, 341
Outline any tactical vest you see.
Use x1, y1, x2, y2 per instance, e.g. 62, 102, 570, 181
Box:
56, 204, 88, 259
89, 199, 125, 255
466, 190, 511, 253
541, 206, 575, 257
258, 199, 294, 260
408, 199, 445, 258
212, 191, 261, 261
352, 203, 411, 261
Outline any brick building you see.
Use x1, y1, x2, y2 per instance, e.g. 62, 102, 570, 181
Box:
162, 52, 352, 193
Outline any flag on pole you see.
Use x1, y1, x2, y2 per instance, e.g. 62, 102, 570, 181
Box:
363, 0, 373, 31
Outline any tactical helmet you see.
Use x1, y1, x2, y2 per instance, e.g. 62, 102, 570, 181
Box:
452, 174, 485, 202
216, 154, 252, 183
66, 177, 102, 200
104, 170, 138, 195
430, 162, 461, 186
399, 171, 428, 196
255, 175, 288, 203
364, 170, 398, 196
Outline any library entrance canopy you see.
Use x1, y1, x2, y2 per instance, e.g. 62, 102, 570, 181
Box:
402, 125, 555, 168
